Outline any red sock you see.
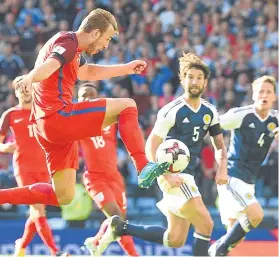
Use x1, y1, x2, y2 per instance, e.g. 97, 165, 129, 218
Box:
119, 107, 148, 172
0, 183, 59, 206
35, 217, 58, 254
21, 217, 37, 248
118, 236, 139, 256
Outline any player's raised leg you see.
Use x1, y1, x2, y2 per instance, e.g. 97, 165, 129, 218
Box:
103, 98, 170, 181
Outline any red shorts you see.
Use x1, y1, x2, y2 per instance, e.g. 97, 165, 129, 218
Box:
33, 99, 106, 175
83, 171, 127, 213
15, 172, 50, 187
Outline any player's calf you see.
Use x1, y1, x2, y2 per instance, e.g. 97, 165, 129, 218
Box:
180, 197, 213, 256
213, 203, 264, 256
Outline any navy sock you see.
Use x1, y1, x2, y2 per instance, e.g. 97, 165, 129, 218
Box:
222, 220, 249, 247
192, 232, 210, 256
124, 222, 166, 244
216, 218, 252, 256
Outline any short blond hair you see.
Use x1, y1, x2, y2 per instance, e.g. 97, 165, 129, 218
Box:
252, 75, 276, 92
79, 8, 119, 35
179, 52, 210, 83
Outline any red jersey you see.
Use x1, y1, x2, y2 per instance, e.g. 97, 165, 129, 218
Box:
31, 31, 86, 122
80, 124, 119, 174
0, 106, 48, 175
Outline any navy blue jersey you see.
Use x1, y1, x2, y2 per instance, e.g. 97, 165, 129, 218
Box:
220, 105, 278, 184
153, 96, 222, 175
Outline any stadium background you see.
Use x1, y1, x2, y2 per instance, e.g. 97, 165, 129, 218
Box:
0, 0, 278, 256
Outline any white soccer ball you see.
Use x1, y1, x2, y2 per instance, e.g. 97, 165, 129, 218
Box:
156, 139, 190, 173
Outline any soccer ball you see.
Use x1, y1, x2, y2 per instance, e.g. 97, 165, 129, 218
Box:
156, 139, 190, 173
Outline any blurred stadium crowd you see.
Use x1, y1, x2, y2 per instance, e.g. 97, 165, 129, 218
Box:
0, 0, 277, 226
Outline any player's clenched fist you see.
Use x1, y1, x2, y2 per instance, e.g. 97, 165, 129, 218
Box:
126, 60, 147, 74
13, 75, 32, 95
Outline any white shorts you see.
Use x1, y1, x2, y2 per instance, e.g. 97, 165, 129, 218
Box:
156, 173, 201, 218
217, 176, 258, 225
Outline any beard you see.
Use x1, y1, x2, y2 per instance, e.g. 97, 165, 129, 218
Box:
188, 85, 204, 98
86, 42, 97, 56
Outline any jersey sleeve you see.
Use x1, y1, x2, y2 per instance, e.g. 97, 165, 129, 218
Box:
220, 107, 245, 130
152, 108, 176, 139
0, 110, 11, 136
209, 107, 222, 137
50, 37, 77, 65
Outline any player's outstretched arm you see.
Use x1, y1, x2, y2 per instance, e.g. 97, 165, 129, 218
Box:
77, 60, 147, 81
211, 133, 228, 185
14, 58, 61, 94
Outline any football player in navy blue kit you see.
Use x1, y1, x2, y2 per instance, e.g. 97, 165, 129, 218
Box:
209, 75, 278, 256
95, 53, 228, 257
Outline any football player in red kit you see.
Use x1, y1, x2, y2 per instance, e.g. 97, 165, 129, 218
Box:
0, 87, 58, 256
78, 84, 139, 256
0, 8, 169, 212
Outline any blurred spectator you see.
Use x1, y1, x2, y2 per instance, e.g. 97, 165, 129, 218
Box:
72, 0, 95, 31
0, 42, 25, 79
16, 0, 43, 28
0, 12, 20, 47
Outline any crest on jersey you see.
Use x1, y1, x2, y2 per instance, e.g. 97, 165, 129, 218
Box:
203, 114, 211, 125
191, 185, 197, 193
245, 193, 253, 200
267, 122, 276, 132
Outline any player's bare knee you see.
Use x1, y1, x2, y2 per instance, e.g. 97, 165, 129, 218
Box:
205, 217, 214, 234
168, 231, 186, 248
195, 217, 214, 236
248, 209, 264, 228
57, 193, 75, 205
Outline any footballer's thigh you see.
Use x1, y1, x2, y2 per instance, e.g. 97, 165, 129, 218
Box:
111, 178, 127, 217
179, 196, 214, 236
166, 210, 190, 248
227, 176, 263, 228
83, 172, 121, 216
102, 98, 137, 128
